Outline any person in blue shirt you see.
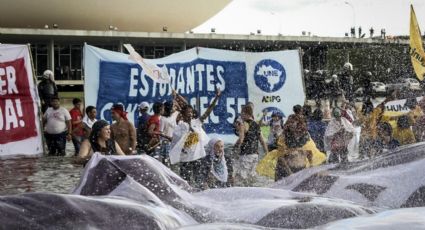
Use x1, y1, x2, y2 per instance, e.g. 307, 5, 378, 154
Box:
136, 102, 151, 154
308, 108, 327, 152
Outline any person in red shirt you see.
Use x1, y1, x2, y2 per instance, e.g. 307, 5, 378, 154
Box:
146, 102, 164, 156
69, 98, 84, 156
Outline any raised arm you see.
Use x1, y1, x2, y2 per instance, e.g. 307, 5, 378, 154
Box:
200, 88, 221, 122
172, 89, 188, 111
258, 110, 268, 126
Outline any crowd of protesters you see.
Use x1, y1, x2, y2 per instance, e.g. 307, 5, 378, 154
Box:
38, 66, 425, 189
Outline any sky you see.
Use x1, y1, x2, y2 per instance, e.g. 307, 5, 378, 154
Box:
193, 0, 425, 37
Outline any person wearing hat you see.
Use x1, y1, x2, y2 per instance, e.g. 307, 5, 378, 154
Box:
136, 102, 151, 154
259, 109, 285, 151
110, 104, 137, 155
74, 120, 125, 164
37, 69, 58, 113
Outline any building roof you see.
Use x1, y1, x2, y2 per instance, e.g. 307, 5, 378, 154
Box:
0, 0, 230, 32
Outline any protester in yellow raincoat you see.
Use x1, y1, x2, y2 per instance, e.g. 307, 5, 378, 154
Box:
256, 135, 326, 180
393, 115, 416, 145
358, 96, 395, 158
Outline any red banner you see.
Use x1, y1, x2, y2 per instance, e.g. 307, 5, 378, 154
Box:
0, 58, 37, 144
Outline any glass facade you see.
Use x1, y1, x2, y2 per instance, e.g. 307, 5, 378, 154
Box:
29, 43, 182, 82
30, 44, 48, 77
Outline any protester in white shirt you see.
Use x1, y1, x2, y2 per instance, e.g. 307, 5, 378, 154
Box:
43, 97, 72, 156
169, 88, 221, 187
82, 106, 97, 139
159, 101, 179, 166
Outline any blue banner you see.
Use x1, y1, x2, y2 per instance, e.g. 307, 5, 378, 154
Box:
97, 59, 248, 134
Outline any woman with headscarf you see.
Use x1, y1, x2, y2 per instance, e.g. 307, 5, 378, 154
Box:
325, 108, 355, 163
74, 120, 125, 164
200, 138, 229, 189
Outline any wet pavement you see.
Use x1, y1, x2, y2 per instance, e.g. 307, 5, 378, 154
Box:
0, 143, 82, 195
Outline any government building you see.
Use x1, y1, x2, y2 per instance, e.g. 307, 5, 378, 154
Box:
0, 0, 412, 88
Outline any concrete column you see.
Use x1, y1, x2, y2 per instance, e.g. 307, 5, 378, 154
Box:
181, 42, 187, 51
118, 40, 124, 52
48, 39, 54, 72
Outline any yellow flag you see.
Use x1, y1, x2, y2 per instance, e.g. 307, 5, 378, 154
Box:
410, 5, 425, 81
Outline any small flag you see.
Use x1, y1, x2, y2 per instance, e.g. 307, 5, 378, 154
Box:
123, 44, 171, 83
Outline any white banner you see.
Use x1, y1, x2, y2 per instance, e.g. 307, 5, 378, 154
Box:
0, 44, 43, 158
84, 45, 305, 142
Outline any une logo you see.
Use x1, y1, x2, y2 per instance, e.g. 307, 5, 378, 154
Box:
262, 107, 286, 123
254, 59, 286, 93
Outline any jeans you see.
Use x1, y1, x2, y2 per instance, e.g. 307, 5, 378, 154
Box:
72, 135, 84, 156
45, 132, 67, 156
159, 140, 171, 167
180, 159, 203, 187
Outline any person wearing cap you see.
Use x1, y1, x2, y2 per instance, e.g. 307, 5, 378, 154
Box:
137, 102, 151, 127
74, 120, 125, 165
110, 104, 137, 155
259, 109, 285, 151
37, 69, 58, 113
136, 102, 151, 154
